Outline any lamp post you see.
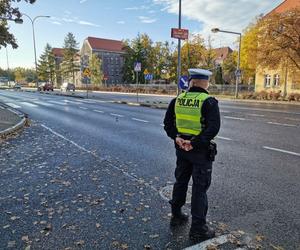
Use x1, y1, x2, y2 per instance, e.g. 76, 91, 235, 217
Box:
211, 28, 242, 98
21, 13, 50, 88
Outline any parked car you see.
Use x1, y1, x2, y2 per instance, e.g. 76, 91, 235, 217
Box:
13, 83, 22, 90
38, 82, 53, 91
61, 82, 75, 92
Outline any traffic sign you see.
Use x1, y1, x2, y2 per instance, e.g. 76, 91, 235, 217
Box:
179, 75, 189, 90
134, 62, 142, 72
144, 74, 153, 81
143, 69, 149, 75
171, 28, 189, 40
83, 68, 91, 77
235, 69, 242, 77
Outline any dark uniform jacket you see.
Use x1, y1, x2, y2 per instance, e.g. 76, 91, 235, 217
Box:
163, 87, 221, 151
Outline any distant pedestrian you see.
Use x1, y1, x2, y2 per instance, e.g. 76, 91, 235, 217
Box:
164, 68, 220, 242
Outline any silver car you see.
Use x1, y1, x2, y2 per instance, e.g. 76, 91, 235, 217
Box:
61, 82, 75, 92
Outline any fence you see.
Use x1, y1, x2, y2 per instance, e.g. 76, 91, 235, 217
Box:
85, 83, 255, 96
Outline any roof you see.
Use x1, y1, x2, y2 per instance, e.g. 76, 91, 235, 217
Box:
213, 47, 233, 60
266, 0, 300, 16
86, 37, 124, 52
52, 48, 63, 57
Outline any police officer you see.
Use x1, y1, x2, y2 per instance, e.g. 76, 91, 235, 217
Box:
164, 68, 220, 242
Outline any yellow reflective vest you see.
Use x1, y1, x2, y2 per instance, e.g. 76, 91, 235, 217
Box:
175, 92, 210, 136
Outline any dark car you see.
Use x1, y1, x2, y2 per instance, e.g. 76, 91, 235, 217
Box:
38, 82, 54, 91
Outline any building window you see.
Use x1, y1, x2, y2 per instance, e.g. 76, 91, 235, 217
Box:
273, 74, 280, 87
264, 74, 271, 87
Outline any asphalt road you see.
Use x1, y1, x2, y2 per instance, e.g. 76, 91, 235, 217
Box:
0, 89, 299, 249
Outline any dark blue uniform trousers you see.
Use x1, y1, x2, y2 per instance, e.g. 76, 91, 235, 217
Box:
170, 149, 212, 231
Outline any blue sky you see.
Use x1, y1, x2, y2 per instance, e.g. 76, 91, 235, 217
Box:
0, 0, 282, 69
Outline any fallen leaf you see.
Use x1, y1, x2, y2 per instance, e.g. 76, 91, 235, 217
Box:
22, 235, 29, 242
75, 240, 85, 246
149, 234, 159, 238
256, 235, 265, 242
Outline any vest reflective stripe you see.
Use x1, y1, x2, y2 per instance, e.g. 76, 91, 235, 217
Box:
175, 92, 210, 136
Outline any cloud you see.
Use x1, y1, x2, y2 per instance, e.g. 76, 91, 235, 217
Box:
52, 16, 100, 28
51, 21, 62, 25
78, 20, 100, 27
125, 5, 149, 10
80, 0, 88, 3
153, 0, 282, 47
138, 16, 157, 24
117, 21, 125, 25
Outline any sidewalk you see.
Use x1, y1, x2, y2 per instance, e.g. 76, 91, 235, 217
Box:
0, 103, 26, 139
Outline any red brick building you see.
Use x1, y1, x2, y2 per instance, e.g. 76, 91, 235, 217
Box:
80, 37, 125, 85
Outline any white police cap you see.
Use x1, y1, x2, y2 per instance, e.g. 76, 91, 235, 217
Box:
188, 68, 212, 80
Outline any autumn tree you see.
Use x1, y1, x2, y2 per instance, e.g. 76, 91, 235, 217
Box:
257, 7, 300, 71
61, 32, 80, 83
181, 34, 206, 75
89, 54, 103, 85
240, 16, 261, 84
0, 0, 36, 48
223, 51, 238, 84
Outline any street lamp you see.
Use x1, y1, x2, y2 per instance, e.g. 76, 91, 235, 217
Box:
212, 28, 242, 98
21, 13, 50, 88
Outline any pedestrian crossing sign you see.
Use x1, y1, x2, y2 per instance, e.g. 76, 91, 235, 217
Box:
83, 68, 91, 77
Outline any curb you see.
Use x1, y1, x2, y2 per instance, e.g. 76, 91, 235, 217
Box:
0, 103, 28, 139
23, 90, 84, 99
113, 100, 168, 110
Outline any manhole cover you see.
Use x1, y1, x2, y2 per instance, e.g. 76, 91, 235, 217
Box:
159, 185, 192, 204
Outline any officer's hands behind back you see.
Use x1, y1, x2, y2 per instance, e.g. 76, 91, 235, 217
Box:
176, 137, 193, 152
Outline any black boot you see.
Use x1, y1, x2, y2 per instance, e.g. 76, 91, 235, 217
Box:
170, 210, 189, 226
189, 225, 215, 242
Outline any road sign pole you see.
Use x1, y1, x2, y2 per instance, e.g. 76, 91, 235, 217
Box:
136, 71, 139, 103
177, 0, 182, 96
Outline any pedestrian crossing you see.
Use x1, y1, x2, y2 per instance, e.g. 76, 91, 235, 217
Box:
3, 98, 101, 110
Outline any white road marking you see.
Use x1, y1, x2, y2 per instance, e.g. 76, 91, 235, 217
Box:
32, 101, 53, 106
184, 234, 231, 250
64, 100, 80, 104
20, 102, 38, 107
263, 146, 300, 157
248, 113, 265, 117
39, 124, 156, 191
5, 103, 21, 109
267, 121, 297, 127
41, 124, 92, 154
79, 107, 88, 110
220, 110, 231, 113
224, 116, 246, 121
132, 118, 149, 123
216, 136, 233, 141
77, 99, 97, 104
285, 117, 300, 122
93, 109, 104, 113
110, 113, 124, 117
48, 100, 67, 105
221, 105, 300, 115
